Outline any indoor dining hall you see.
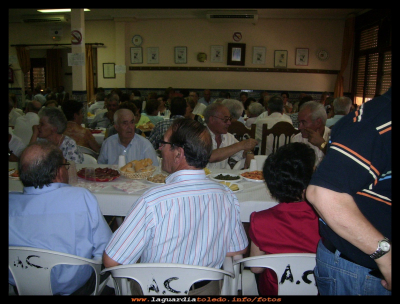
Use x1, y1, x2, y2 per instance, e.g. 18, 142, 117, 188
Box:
9, 8, 391, 296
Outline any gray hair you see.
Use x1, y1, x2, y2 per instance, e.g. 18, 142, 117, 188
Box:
114, 108, 135, 125
333, 96, 352, 114
221, 99, 244, 120
300, 101, 327, 125
203, 103, 228, 123
248, 102, 265, 116
38, 107, 67, 134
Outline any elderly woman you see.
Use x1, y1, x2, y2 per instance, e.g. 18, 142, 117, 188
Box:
61, 100, 101, 153
30, 107, 84, 163
221, 99, 245, 124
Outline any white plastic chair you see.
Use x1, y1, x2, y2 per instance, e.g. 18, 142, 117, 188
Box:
82, 153, 98, 164
234, 253, 318, 295
78, 145, 99, 158
8, 246, 108, 295
101, 258, 235, 296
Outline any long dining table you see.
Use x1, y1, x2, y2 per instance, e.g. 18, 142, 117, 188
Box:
8, 162, 278, 223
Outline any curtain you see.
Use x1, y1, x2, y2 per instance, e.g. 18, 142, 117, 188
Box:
46, 49, 62, 91
334, 14, 355, 98
15, 46, 31, 74
85, 45, 94, 103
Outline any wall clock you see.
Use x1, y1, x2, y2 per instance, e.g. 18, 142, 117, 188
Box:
317, 50, 329, 61
132, 35, 143, 46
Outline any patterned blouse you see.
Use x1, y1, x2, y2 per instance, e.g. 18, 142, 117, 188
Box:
59, 135, 84, 164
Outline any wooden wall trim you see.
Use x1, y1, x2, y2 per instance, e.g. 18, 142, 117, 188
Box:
128, 66, 339, 74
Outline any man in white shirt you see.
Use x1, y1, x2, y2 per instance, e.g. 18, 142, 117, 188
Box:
325, 96, 352, 127
189, 91, 206, 115
13, 100, 41, 145
8, 96, 23, 127
88, 92, 106, 115
291, 101, 330, 167
198, 89, 215, 107
204, 103, 257, 169
255, 95, 293, 156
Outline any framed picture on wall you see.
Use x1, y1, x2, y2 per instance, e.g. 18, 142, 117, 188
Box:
175, 46, 187, 64
252, 46, 266, 64
103, 63, 115, 78
295, 48, 309, 66
211, 45, 224, 63
147, 47, 159, 64
227, 43, 246, 66
274, 50, 288, 68
130, 47, 143, 64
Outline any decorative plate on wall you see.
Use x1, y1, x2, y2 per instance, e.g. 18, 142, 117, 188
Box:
317, 50, 329, 61
132, 35, 143, 46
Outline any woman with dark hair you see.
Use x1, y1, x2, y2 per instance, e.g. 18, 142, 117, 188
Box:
248, 142, 320, 295
30, 106, 84, 163
143, 99, 164, 125
62, 100, 101, 153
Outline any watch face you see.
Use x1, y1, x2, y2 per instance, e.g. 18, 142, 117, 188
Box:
380, 240, 390, 251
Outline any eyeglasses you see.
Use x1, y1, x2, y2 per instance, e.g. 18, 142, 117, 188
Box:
60, 162, 70, 170
159, 140, 183, 149
211, 115, 232, 123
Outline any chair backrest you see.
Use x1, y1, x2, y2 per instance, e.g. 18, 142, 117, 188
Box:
260, 121, 300, 155
101, 262, 234, 296
228, 121, 256, 141
235, 253, 318, 295
78, 145, 99, 158
8, 246, 104, 295
82, 153, 98, 164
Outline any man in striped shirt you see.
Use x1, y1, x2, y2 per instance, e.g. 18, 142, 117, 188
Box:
103, 118, 248, 295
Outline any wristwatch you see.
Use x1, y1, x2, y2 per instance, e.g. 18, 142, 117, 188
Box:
320, 141, 328, 149
370, 237, 391, 259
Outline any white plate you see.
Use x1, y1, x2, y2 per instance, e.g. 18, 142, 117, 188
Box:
9, 169, 20, 180
209, 173, 242, 182
218, 182, 243, 193
242, 176, 264, 183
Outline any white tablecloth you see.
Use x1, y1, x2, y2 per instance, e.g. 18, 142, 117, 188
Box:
8, 163, 278, 222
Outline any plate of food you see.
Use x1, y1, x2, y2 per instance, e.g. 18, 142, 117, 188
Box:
218, 181, 243, 192
209, 173, 242, 182
119, 158, 156, 180
241, 170, 264, 182
147, 173, 168, 184
9, 168, 20, 180
77, 167, 120, 182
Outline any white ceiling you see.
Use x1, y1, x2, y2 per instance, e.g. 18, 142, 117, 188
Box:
9, 8, 369, 23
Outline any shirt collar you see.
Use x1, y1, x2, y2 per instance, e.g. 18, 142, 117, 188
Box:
23, 182, 70, 194
166, 169, 207, 183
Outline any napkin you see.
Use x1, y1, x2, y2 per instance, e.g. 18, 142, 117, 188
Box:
112, 181, 150, 194
75, 180, 109, 192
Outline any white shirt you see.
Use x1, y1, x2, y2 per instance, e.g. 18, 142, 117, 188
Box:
13, 112, 40, 145
206, 126, 243, 170
88, 101, 105, 115
255, 112, 293, 156
292, 126, 331, 166
9, 108, 23, 127
9, 133, 26, 157
192, 102, 206, 115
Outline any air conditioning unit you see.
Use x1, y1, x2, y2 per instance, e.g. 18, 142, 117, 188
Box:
206, 10, 258, 24
22, 14, 70, 24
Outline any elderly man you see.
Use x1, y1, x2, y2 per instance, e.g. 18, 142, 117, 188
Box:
254, 95, 293, 156
291, 101, 330, 166
13, 100, 41, 145
204, 103, 258, 170
89, 93, 119, 129
103, 118, 248, 295
98, 108, 159, 165
9, 141, 112, 295
325, 96, 352, 127
198, 89, 215, 106
189, 91, 206, 115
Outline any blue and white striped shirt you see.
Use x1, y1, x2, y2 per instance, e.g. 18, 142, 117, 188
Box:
105, 169, 248, 268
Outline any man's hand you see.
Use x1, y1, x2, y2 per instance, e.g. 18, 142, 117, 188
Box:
240, 138, 258, 151
305, 128, 325, 149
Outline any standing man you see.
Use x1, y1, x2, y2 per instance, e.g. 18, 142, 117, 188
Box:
291, 101, 330, 166
198, 89, 215, 106
9, 141, 112, 295
189, 91, 206, 115
306, 88, 391, 295
98, 108, 158, 165
103, 118, 248, 295
204, 103, 258, 169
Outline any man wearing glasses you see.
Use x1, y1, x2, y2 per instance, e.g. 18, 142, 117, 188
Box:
203, 103, 258, 169
9, 141, 112, 295
103, 118, 248, 295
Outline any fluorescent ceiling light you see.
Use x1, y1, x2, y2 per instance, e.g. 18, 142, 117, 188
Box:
38, 9, 90, 13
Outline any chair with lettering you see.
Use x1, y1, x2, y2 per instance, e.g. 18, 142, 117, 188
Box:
101, 257, 235, 295
260, 122, 300, 155
8, 246, 108, 295
234, 253, 318, 295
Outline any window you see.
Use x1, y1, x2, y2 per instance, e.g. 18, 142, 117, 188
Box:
352, 10, 391, 105
24, 58, 46, 92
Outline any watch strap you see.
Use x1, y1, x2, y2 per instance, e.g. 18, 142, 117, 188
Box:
370, 237, 390, 259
